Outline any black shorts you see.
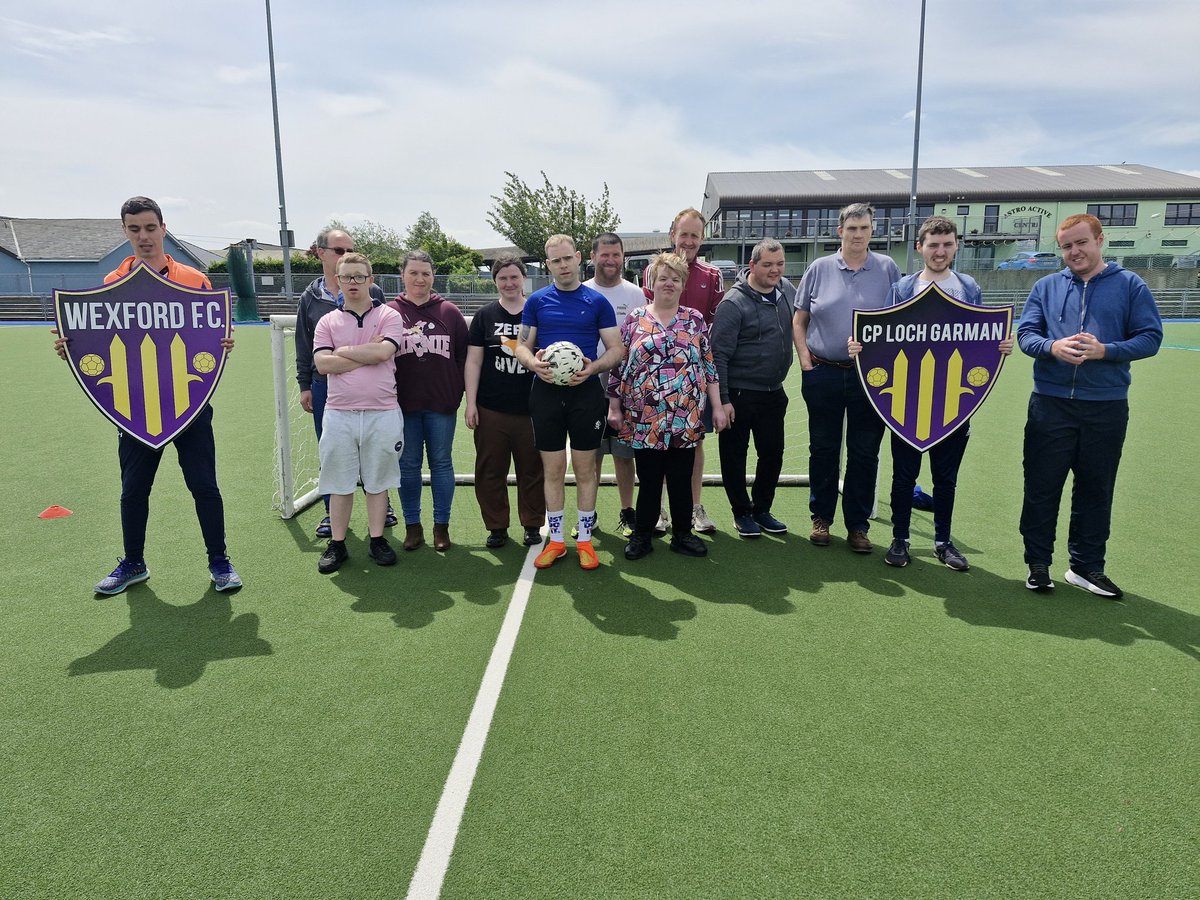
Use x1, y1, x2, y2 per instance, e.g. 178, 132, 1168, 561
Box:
529, 377, 606, 452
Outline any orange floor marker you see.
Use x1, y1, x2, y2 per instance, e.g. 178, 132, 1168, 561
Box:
38, 505, 73, 519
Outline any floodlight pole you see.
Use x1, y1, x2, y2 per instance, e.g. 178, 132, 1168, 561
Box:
265, 0, 294, 301
905, 0, 928, 275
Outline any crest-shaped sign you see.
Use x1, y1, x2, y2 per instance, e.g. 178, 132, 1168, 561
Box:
853, 282, 1012, 451
54, 265, 231, 449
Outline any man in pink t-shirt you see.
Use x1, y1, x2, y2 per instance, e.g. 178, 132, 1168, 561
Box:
312, 253, 406, 573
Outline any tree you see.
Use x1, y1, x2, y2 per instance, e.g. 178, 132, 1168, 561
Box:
487, 171, 620, 262
328, 218, 406, 269
405, 211, 483, 276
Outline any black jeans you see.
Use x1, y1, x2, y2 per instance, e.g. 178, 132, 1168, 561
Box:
633, 446, 696, 536
889, 426, 969, 544
1020, 393, 1128, 572
800, 364, 885, 532
118, 404, 227, 563
718, 387, 787, 518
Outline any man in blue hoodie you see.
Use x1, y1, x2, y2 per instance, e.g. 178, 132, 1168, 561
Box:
1017, 213, 1162, 598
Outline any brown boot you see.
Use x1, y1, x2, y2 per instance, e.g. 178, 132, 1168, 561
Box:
433, 522, 451, 551
403, 523, 424, 551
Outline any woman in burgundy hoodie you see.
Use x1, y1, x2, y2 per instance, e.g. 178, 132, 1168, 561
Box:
388, 250, 468, 551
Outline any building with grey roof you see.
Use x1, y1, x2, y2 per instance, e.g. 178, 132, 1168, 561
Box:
0, 216, 209, 294
700, 164, 1200, 272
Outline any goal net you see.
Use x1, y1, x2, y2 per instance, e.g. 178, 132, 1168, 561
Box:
271, 312, 820, 520
271, 315, 321, 518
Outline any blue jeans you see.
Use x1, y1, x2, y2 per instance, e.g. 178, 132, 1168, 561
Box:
401, 410, 456, 525
801, 363, 885, 533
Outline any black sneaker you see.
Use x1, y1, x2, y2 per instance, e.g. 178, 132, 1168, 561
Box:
318, 540, 349, 574
1025, 565, 1054, 591
522, 526, 543, 546
884, 539, 910, 568
733, 514, 762, 538
1065, 568, 1123, 599
752, 511, 788, 534
368, 536, 397, 566
624, 533, 654, 560
486, 529, 509, 549
670, 534, 708, 557
94, 558, 149, 595
315, 515, 332, 538
935, 541, 969, 572
384, 505, 399, 528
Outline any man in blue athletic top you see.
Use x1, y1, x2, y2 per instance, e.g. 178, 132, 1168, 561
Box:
516, 234, 621, 570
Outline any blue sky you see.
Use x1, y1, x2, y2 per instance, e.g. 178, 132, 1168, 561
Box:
2, 0, 1196, 251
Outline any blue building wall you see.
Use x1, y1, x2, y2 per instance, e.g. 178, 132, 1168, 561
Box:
0, 236, 205, 295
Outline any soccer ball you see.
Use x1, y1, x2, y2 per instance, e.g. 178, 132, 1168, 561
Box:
193, 351, 217, 374
866, 367, 889, 388
966, 367, 990, 387
78, 354, 105, 377
542, 341, 586, 386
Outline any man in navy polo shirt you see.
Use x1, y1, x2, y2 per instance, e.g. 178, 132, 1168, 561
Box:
516, 234, 621, 570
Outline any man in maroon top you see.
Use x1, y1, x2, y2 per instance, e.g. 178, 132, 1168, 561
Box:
643, 207, 725, 534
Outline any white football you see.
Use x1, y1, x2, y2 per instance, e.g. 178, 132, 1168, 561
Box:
542, 341, 586, 386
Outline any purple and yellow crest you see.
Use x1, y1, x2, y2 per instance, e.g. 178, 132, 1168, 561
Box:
853, 282, 1012, 452
54, 265, 231, 449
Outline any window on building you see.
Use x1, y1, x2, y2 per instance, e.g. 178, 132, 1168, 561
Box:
1087, 204, 1138, 227
957, 205, 970, 216
983, 205, 1000, 234
1108, 240, 1136, 248
1165, 203, 1200, 225
1162, 239, 1189, 247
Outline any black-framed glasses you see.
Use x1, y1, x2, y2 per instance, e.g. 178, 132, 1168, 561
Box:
340, 274, 370, 284
320, 246, 352, 256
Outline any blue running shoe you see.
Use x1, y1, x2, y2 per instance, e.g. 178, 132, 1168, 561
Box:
209, 556, 243, 592
95, 559, 149, 595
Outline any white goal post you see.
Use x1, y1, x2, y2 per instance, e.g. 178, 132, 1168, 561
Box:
270, 313, 821, 521
271, 315, 321, 518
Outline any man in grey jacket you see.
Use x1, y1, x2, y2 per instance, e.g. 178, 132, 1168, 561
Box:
710, 238, 795, 538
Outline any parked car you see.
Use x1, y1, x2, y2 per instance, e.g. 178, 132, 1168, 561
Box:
997, 251, 1061, 270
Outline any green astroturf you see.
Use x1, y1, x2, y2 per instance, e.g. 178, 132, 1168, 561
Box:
2, 324, 1197, 899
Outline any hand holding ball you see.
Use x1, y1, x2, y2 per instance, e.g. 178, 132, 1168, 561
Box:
541, 341, 586, 386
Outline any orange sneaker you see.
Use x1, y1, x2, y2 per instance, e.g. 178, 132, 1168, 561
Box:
534, 540, 567, 569
576, 540, 600, 570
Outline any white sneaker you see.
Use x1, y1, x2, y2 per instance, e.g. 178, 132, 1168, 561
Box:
654, 509, 669, 534
692, 503, 716, 534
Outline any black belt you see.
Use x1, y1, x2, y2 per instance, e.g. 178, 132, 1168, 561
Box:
811, 354, 854, 369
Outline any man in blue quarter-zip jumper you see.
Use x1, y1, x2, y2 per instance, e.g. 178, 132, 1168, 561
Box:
1016, 213, 1162, 599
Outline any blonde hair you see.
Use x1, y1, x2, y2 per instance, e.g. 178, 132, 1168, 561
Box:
647, 252, 689, 289
337, 252, 372, 274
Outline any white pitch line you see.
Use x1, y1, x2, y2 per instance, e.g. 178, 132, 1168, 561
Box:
405, 538, 544, 899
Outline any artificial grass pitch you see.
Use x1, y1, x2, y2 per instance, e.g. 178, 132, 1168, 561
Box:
2, 324, 1197, 899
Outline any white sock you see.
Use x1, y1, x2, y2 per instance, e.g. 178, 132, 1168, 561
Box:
548, 510, 565, 543
577, 510, 596, 542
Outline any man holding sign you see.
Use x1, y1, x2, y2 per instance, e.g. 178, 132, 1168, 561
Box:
53, 196, 240, 595
849, 216, 1012, 570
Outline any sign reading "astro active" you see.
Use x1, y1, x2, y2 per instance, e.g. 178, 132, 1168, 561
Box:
54, 265, 231, 449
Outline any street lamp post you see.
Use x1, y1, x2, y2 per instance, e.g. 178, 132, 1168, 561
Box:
905, 0, 928, 275
264, 0, 293, 301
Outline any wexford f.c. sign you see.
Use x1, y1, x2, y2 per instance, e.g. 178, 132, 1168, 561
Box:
54, 265, 231, 449
853, 282, 1012, 452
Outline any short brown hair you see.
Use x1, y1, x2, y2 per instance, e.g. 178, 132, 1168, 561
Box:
491, 253, 527, 279
544, 234, 576, 256
1057, 213, 1103, 239
670, 207, 705, 234
916, 216, 959, 244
